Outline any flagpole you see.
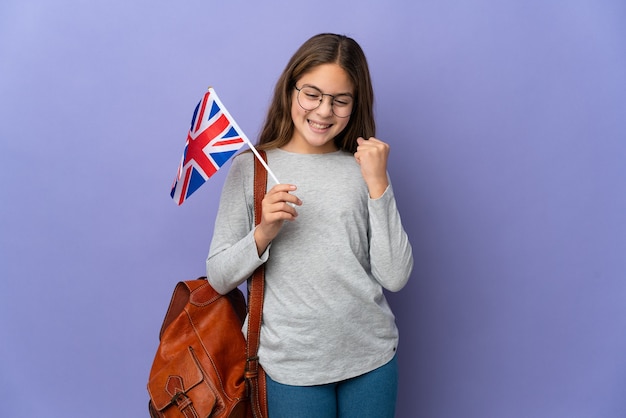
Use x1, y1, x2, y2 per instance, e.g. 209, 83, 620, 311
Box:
208, 87, 281, 185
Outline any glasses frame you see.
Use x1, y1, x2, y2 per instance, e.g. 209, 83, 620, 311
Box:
294, 85, 354, 118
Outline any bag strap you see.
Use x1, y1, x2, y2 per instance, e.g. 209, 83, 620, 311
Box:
246, 150, 268, 418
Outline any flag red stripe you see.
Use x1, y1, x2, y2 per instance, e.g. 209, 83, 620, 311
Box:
178, 167, 192, 205
203, 113, 230, 141
183, 114, 230, 167
194, 92, 210, 133
213, 138, 244, 146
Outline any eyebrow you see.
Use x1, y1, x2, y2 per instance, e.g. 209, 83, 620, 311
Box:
301, 83, 354, 97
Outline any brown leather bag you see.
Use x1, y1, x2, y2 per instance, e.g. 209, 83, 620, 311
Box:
147, 151, 269, 418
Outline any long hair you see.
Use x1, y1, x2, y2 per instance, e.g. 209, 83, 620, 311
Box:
256, 33, 375, 154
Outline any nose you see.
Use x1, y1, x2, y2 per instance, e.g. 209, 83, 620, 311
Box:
316, 95, 334, 117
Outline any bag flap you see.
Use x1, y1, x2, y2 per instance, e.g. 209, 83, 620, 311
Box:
159, 278, 207, 339
147, 347, 209, 411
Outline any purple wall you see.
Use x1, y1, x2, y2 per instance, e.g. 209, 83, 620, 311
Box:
1, 1, 625, 417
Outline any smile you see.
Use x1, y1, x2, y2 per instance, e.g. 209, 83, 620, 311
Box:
308, 120, 332, 130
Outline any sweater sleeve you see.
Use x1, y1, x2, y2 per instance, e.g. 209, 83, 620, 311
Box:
206, 154, 269, 294
367, 182, 414, 292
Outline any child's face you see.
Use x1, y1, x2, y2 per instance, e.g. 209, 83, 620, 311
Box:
287, 63, 354, 154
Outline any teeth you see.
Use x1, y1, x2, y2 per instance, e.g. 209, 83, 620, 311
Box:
309, 121, 331, 129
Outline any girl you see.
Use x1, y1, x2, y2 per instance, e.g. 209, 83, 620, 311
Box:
207, 33, 413, 418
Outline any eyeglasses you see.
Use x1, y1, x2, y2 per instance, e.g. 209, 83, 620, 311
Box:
294, 85, 354, 118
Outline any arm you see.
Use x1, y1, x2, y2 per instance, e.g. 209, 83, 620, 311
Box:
355, 137, 413, 291
206, 153, 301, 294
206, 155, 266, 294
368, 184, 414, 292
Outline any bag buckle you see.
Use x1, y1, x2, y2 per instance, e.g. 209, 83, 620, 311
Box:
245, 355, 259, 379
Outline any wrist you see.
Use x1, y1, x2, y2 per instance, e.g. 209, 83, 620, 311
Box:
254, 227, 272, 256
367, 179, 389, 199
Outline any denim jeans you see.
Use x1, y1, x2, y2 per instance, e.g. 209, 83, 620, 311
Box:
265, 354, 398, 418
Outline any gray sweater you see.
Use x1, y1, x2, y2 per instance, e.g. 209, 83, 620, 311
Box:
207, 148, 413, 385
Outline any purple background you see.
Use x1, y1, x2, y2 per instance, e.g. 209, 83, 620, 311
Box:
1, 1, 625, 417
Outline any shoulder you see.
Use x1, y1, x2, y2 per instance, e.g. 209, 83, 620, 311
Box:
322, 150, 361, 175
232, 150, 256, 165
220, 151, 256, 198
229, 151, 255, 176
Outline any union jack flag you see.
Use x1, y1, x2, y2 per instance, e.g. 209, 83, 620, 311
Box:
170, 88, 247, 205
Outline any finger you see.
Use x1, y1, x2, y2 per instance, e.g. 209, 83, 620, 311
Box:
265, 190, 301, 206
269, 183, 297, 193
263, 201, 299, 224
358, 139, 389, 157
274, 201, 299, 217
358, 137, 385, 149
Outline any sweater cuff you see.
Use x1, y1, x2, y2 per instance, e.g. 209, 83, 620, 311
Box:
250, 227, 271, 263
368, 183, 393, 202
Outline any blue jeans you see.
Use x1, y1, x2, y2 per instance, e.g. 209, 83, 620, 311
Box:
265, 355, 398, 418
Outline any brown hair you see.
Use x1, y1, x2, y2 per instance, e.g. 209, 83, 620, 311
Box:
256, 33, 375, 154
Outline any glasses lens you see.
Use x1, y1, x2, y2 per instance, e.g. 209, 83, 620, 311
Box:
297, 86, 322, 111
331, 94, 353, 118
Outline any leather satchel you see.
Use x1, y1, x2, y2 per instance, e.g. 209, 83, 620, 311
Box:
147, 151, 269, 418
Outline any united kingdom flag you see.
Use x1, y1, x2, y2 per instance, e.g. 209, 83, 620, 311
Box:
170, 88, 247, 205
